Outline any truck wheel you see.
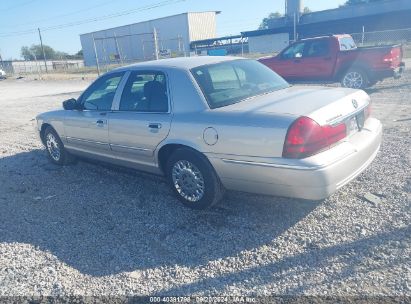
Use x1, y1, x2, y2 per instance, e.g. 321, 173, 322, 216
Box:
166, 148, 224, 210
43, 126, 75, 165
341, 68, 369, 89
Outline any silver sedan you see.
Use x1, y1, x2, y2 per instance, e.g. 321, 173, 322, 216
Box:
36, 56, 382, 209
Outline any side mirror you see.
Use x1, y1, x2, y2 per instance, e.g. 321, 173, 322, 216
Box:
63, 98, 80, 110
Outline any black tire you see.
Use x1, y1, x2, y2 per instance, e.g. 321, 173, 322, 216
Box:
166, 148, 224, 210
341, 68, 369, 89
43, 126, 75, 165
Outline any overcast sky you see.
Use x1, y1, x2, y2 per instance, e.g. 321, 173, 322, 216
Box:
0, 0, 346, 59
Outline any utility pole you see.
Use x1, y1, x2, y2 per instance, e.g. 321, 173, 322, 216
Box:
92, 34, 101, 76
38, 28, 48, 73
293, 13, 297, 42
153, 27, 159, 60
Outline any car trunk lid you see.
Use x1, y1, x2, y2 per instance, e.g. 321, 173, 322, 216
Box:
216, 86, 370, 126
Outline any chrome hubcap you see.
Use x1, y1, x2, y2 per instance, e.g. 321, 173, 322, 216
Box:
46, 133, 61, 161
343, 72, 364, 89
172, 160, 205, 202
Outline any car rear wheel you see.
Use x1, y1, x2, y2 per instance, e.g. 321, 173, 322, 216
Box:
341, 68, 369, 89
44, 127, 74, 165
166, 148, 224, 210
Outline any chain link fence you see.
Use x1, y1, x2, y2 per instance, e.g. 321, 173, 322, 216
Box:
0, 59, 86, 78
91, 31, 188, 74
0, 31, 188, 78
3, 28, 410, 78
351, 28, 411, 47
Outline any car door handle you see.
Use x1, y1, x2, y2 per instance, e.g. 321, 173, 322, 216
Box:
148, 123, 162, 130
96, 119, 105, 125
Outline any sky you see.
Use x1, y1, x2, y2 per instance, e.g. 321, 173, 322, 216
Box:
0, 0, 346, 60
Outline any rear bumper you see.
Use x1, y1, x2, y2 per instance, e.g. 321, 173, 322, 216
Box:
372, 62, 405, 81
208, 118, 382, 201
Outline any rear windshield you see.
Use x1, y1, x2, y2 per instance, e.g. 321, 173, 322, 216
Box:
339, 37, 357, 51
191, 59, 289, 109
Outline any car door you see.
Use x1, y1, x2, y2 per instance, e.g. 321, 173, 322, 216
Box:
298, 39, 336, 79
108, 70, 172, 168
272, 41, 307, 79
64, 72, 126, 156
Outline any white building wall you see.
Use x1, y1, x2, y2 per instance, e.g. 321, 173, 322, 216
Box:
187, 12, 217, 42
80, 12, 217, 66
248, 33, 290, 54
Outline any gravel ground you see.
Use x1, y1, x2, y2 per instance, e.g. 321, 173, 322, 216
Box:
0, 73, 410, 298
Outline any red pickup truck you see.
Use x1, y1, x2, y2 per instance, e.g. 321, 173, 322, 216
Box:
259, 34, 405, 89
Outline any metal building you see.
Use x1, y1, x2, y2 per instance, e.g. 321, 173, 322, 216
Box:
246, 32, 289, 54
80, 11, 219, 66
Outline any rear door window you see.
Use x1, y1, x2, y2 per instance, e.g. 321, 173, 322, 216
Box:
339, 37, 357, 51
119, 71, 169, 113
305, 40, 330, 57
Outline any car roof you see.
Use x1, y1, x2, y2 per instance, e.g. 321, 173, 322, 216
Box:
113, 56, 242, 72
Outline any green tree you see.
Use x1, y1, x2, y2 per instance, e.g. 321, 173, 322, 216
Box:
302, 7, 312, 14
20, 46, 32, 60
20, 44, 56, 60
20, 45, 83, 60
259, 7, 312, 29
259, 12, 283, 29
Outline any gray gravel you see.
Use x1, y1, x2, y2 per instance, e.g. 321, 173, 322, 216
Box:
0, 74, 410, 297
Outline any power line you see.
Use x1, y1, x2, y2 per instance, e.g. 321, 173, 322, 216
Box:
0, 0, 37, 12
42, 0, 186, 31
3, 0, 114, 29
0, 0, 187, 37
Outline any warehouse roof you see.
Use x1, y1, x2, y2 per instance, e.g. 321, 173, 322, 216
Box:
80, 11, 221, 36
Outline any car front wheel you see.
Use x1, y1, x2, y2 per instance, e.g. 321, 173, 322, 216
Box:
166, 148, 224, 210
44, 126, 73, 165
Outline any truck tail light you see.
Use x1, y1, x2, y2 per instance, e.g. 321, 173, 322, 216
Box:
282, 116, 347, 159
383, 50, 400, 63
383, 52, 393, 63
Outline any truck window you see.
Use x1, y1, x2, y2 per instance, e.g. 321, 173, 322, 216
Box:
305, 40, 330, 57
339, 37, 357, 51
281, 42, 306, 59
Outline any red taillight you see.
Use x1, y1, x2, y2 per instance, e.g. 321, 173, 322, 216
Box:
283, 116, 347, 159
383, 52, 393, 63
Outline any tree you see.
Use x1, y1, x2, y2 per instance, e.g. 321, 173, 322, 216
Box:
259, 12, 283, 29
20, 44, 82, 60
259, 7, 312, 29
20, 46, 32, 60
302, 7, 312, 14
20, 44, 56, 60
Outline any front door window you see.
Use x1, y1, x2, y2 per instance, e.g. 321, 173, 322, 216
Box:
81, 72, 125, 111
